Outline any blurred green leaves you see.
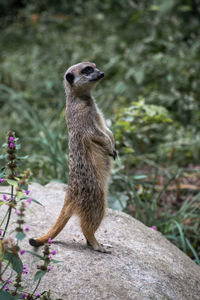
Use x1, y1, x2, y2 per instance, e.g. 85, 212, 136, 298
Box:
114, 98, 172, 165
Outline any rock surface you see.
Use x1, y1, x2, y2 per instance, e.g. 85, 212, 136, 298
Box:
1, 182, 200, 300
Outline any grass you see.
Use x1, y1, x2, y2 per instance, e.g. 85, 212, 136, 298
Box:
109, 165, 200, 265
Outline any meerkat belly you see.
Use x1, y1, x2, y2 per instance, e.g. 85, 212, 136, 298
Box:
68, 139, 110, 198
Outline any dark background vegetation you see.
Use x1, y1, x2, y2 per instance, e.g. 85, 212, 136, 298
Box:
0, 0, 199, 264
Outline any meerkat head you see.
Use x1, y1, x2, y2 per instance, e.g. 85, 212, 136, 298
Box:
64, 62, 104, 96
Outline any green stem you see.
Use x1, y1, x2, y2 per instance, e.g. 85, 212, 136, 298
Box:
0, 208, 9, 228
0, 258, 11, 278
2, 185, 14, 238
2, 207, 12, 238
31, 278, 42, 296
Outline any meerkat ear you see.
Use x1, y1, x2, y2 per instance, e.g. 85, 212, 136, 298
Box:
65, 72, 74, 84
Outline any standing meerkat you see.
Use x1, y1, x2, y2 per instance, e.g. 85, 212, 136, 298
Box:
29, 62, 116, 253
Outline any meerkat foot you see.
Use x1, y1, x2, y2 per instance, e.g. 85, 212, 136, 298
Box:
87, 239, 111, 253
94, 243, 112, 254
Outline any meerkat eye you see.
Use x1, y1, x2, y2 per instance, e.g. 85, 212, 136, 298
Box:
81, 66, 94, 75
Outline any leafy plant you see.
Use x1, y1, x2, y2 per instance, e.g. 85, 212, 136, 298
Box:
0, 132, 62, 299
114, 98, 172, 165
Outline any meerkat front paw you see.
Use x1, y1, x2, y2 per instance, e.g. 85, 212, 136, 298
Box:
109, 149, 117, 160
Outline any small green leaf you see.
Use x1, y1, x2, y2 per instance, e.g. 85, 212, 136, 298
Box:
0, 155, 6, 160
17, 155, 29, 160
31, 199, 44, 207
7, 179, 18, 187
3, 252, 23, 274
19, 183, 28, 191
16, 232, 26, 241
16, 191, 23, 199
0, 290, 14, 300
20, 197, 43, 206
160, 0, 175, 12
51, 259, 62, 263
133, 70, 144, 84
34, 270, 47, 282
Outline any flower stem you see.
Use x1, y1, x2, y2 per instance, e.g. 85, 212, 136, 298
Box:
0, 259, 11, 278
2, 207, 12, 238
0, 208, 9, 228
2, 185, 13, 238
31, 278, 42, 296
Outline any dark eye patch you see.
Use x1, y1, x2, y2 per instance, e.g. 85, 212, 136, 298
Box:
81, 66, 94, 75
65, 72, 74, 84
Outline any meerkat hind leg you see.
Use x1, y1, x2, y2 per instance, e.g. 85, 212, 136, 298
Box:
29, 203, 72, 247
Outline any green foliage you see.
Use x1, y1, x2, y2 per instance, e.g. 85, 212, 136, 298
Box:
109, 168, 200, 265
1, 0, 200, 167
114, 98, 172, 165
0, 290, 14, 300
0, 0, 200, 266
3, 252, 23, 275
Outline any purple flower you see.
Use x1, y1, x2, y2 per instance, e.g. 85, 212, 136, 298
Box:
35, 293, 41, 298
22, 292, 27, 299
0, 178, 5, 183
25, 190, 30, 195
20, 249, 25, 255
48, 238, 52, 244
9, 137, 14, 142
27, 198, 32, 204
15, 209, 20, 215
9, 142, 15, 149
151, 225, 157, 231
3, 194, 7, 201
6, 279, 11, 284
22, 265, 28, 274
24, 226, 29, 232
0, 230, 2, 236
47, 265, 52, 272
4, 285, 9, 291
51, 250, 56, 255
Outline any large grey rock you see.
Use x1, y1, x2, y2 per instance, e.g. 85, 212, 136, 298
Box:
0, 182, 200, 300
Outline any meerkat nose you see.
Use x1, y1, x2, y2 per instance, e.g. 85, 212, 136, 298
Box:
99, 72, 104, 78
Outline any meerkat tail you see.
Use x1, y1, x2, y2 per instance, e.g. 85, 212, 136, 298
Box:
29, 204, 73, 247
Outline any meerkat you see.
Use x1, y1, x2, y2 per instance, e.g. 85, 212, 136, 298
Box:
29, 62, 116, 253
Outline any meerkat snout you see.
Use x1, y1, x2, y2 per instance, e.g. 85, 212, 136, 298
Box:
98, 72, 104, 79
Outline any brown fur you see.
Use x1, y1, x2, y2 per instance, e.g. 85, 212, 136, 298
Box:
29, 62, 116, 252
